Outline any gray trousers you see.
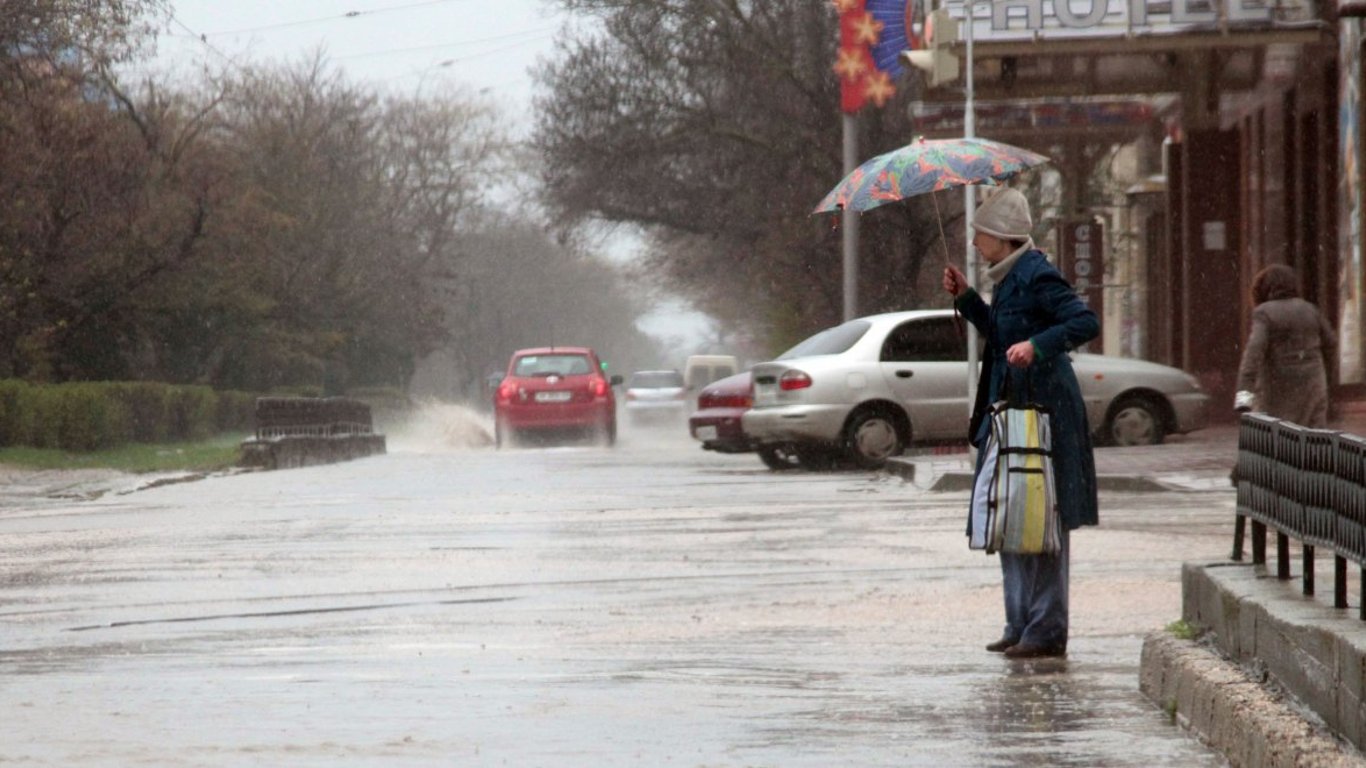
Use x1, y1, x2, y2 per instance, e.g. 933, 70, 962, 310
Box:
999, 527, 1070, 648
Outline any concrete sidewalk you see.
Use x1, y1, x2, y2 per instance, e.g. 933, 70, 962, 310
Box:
886, 424, 1244, 492
888, 413, 1366, 493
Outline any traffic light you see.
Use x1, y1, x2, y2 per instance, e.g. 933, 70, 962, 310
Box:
900, 8, 960, 87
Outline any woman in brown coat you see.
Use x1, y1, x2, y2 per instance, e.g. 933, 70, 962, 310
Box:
1235, 264, 1336, 427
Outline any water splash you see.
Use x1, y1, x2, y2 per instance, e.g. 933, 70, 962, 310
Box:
385, 400, 493, 453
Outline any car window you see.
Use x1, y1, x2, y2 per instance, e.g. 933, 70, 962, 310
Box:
880, 318, 965, 362
693, 366, 735, 387
778, 320, 871, 359
629, 371, 685, 388
514, 354, 593, 376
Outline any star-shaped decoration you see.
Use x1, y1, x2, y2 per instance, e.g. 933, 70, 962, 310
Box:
850, 12, 884, 45
833, 47, 870, 81
862, 70, 896, 107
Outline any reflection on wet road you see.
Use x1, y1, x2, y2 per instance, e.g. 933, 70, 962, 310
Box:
1, 423, 1228, 765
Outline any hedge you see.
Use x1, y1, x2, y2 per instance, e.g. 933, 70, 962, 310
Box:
0, 380, 259, 452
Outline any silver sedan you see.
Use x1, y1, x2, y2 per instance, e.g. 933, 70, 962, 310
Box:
741, 310, 1209, 469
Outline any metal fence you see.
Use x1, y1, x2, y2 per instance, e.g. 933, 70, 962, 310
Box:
1233, 412, 1366, 617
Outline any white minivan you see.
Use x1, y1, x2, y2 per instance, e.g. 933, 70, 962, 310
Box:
683, 355, 739, 392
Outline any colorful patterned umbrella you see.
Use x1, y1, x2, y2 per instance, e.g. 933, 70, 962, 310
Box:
813, 137, 1050, 214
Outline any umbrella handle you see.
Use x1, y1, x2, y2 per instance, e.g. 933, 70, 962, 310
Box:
931, 191, 952, 266
931, 190, 967, 339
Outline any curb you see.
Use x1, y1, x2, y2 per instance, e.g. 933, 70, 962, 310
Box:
239, 434, 387, 470
1139, 632, 1363, 767
1182, 562, 1366, 755
883, 459, 1175, 493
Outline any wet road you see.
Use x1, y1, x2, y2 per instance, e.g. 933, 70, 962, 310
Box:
1, 425, 1230, 766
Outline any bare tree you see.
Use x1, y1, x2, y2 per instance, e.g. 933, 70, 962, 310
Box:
0, 0, 167, 83
0, 21, 664, 395
534, 0, 950, 351
206, 57, 528, 393
0, 50, 233, 381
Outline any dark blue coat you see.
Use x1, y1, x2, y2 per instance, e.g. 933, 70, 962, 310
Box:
957, 249, 1100, 530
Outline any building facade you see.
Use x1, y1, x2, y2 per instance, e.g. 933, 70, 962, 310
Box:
916, 0, 1341, 415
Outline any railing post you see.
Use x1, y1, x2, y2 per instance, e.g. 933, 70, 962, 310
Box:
1252, 519, 1267, 565
1303, 543, 1314, 595
1336, 555, 1348, 609
1236, 413, 1278, 569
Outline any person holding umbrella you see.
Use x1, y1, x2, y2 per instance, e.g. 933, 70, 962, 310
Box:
941, 187, 1100, 659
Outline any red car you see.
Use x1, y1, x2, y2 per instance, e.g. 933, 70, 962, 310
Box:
689, 371, 802, 469
688, 371, 752, 452
494, 347, 622, 448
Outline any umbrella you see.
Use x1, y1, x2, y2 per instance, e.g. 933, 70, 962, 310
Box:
813, 136, 1050, 215
814, 136, 1050, 345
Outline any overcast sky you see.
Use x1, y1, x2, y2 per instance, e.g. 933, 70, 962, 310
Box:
149, 0, 566, 132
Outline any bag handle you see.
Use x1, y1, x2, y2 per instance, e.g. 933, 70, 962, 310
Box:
1000, 364, 1032, 407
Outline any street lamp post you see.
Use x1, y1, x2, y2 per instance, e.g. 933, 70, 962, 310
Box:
903, 0, 986, 419
962, 0, 980, 417
843, 114, 860, 322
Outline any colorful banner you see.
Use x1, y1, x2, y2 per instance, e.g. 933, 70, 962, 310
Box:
832, 0, 914, 114
1340, 16, 1363, 383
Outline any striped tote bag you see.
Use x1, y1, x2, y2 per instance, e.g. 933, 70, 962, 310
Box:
968, 400, 1062, 555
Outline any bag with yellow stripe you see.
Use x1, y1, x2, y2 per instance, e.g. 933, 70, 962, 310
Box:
968, 385, 1061, 556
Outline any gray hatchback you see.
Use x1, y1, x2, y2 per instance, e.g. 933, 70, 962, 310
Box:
623, 369, 688, 425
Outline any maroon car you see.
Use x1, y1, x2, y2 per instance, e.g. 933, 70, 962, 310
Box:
688, 372, 800, 469
494, 347, 621, 447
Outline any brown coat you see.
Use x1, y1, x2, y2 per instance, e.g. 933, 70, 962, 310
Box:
1236, 297, 1336, 427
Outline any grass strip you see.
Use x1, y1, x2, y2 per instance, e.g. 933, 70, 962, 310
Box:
0, 433, 247, 473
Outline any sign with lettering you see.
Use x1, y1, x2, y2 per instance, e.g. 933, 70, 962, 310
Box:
955, 0, 1288, 42
1059, 219, 1105, 330
982, 0, 1271, 31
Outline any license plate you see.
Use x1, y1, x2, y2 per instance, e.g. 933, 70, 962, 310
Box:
753, 389, 775, 407
535, 391, 572, 403
695, 426, 718, 441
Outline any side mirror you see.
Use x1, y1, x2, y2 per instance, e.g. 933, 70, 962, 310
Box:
609, 375, 624, 386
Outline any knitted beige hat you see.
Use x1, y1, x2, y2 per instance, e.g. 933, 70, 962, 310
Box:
971, 187, 1032, 240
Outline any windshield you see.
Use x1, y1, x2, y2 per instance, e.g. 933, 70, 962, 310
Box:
629, 371, 684, 388
513, 354, 593, 377
777, 320, 871, 360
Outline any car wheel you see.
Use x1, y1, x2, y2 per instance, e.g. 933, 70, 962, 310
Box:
594, 419, 616, 447
757, 443, 802, 471
844, 409, 904, 468
1105, 395, 1166, 446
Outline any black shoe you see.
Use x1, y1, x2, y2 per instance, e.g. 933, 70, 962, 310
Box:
1003, 642, 1066, 659
985, 638, 1017, 653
